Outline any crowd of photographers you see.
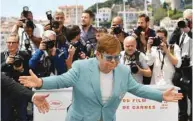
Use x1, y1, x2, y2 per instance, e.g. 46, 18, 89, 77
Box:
1, 6, 192, 121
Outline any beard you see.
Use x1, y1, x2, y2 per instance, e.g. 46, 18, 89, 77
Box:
81, 24, 88, 28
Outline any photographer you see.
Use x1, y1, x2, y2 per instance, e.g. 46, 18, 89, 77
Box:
170, 9, 192, 121
11, 6, 43, 54
132, 14, 156, 53
146, 27, 182, 85
44, 9, 68, 53
1, 33, 31, 121
110, 16, 129, 50
29, 30, 75, 77
120, 36, 151, 84
80, 10, 97, 57
66, 25, 87, 62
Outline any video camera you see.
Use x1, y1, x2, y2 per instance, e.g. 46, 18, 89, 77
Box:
151, 36, 162, 46
178, 19, 192, 29
46, 10, 60, 30
134, 26, 143, 37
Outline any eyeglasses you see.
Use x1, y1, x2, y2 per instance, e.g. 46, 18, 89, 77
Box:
102, 53, 121, 62
6, 42, 18, 44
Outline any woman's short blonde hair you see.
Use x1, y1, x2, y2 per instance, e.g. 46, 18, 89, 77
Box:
96, 34, 121, 54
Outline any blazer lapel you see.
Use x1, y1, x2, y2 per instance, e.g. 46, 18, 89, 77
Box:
89, 58, 103, 105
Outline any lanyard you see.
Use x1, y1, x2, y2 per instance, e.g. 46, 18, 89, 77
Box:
158, 50, 166, 70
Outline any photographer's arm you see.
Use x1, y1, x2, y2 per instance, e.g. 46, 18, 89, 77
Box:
138, 66, 152, 77
30, 36, 42, 47
11, 21, 23, 34
137, 53, 152, 77
66, 46, 75, 70
29, 49, 44, 69
163, 44, 180, 66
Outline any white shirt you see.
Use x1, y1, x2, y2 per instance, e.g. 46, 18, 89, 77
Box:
179, 32, 193, 66
146, 44, 181, 85
120, 51, 149, 84
18, 23, 43, 54
100, 71, 113, 104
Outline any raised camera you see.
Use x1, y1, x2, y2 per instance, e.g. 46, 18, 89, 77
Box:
178, 19, 191, 28
22, 6, 29, 18
52, 21, 60, 29
13, 55, 24, 68
44, 41, 55, 50
152, 36, 162, 46
113, 25, 122, 35
134, 26, 143, 36
46, 10, 52, 21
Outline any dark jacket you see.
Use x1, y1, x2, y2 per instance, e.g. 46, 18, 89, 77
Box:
1, 72, 34, 100
1, 50, 31, 81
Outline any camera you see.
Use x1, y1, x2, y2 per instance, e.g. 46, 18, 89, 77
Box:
181, 55, 190, 67
129, 62, 139, 74
22, 6, 29, 18
152, 36, 162, 46
13, 55, 24, 68
46, 10, 60, 30
44, 40, 55, 50
113, 25, 122, 35
134, 26, 143, 37
178, 19, 191, 28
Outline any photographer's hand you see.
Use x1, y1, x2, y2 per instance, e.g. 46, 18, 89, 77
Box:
6, 56, 14, 64
160, 42, 168, 53
147, 38, 153, 53
39, 41, 46, 50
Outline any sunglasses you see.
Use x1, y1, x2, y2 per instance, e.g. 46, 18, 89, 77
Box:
102, 53, 121, 62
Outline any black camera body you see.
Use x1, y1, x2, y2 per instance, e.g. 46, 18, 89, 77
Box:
13, 55, 24, 68
152, 36, 162, 46
181, 55, 190, 67
44, 41, 55, 50
46, 11, 60, 30
22, 6, 29, 19
178, 19, 191, 28
113, 25, 122, 35
134, 26, 143, 37
129, 62, 139, 74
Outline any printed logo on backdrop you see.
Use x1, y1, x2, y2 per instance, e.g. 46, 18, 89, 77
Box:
49, 100, 65, 110
120, 97, 169, 111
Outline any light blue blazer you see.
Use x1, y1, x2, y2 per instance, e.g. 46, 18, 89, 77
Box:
41, 58, 163, 121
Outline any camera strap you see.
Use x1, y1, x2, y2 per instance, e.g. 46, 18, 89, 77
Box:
123, 51, 140, 64
21, 31, 32, 50
158, 50, 166, 70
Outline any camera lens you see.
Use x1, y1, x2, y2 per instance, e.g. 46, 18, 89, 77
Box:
46, 41, 55, 49
113, 26, 122, 35
13, 56, 23, 68
152, 36, 161, 46
52, 21, 60, 29
130, 63, 139, 74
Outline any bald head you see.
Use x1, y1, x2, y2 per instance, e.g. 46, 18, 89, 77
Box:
124, 36, 136, 46
112, 16, 123, 27
124, 36, 137, 55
